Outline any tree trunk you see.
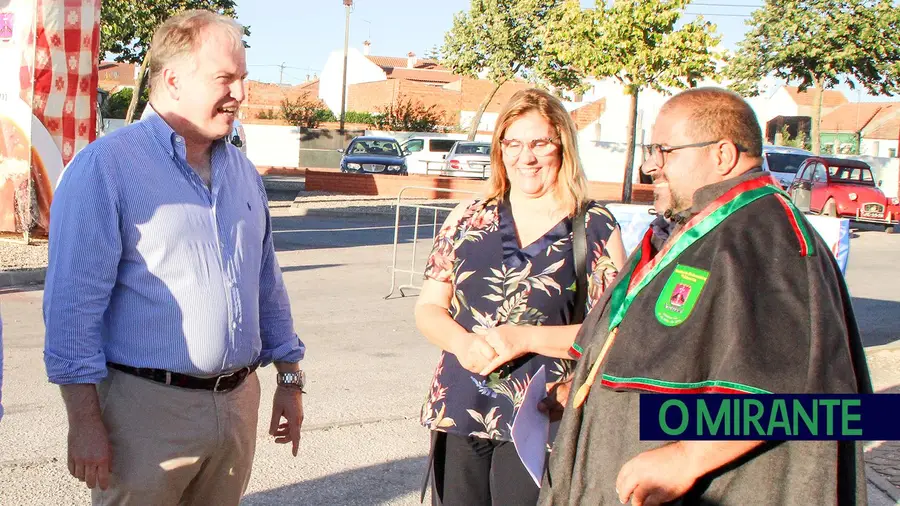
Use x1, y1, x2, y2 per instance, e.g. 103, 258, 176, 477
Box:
621, 88, 639, 203
125, 52, 151, 125
811, 77, 824, 154
468, 81, 503, 141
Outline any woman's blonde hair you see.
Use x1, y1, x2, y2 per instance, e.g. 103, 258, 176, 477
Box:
148, 10, 244, 96
487, 87, 588, 216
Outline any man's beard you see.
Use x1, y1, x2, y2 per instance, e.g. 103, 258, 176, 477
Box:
653, 178, 691, 218
668, 189, 691, 216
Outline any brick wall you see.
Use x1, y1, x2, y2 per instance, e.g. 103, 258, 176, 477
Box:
305, 169, 654, 203
570, 99, 606, 130
98, 62, 136, 92
344, 78, 536, 127
458, 79, 534, 113
242, 80, 321, 122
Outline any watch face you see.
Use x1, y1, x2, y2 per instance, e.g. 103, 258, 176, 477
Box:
279, 371, 305, 387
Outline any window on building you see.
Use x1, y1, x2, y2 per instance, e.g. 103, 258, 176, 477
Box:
889, 148, 897, 158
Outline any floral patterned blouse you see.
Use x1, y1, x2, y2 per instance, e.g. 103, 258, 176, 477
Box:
420, 196, 620, 442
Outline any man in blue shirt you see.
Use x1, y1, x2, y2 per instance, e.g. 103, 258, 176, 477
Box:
43, 10, 306, 504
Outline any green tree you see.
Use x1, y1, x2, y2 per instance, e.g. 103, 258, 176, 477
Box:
441, 0, 583, 140
100, 1, 249, 124
547, 0, 720, 202
779, 125, 811, 151
369, 96, 445, 132
725, 0, 900, 154
101, 88, 149, 120
281, 93, 333, 129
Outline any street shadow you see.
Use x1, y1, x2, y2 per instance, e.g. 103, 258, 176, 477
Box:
850, 223, 896, 235
853, 297, 900, 348
279, 263, 343, 273
241, 456, 427, 506
0, 284, 44, 295
271, 214, 438, 252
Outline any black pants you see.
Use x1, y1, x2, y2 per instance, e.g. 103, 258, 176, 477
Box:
431, 432, 540, 506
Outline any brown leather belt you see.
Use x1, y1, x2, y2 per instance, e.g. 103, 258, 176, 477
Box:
108, 362, 258, 393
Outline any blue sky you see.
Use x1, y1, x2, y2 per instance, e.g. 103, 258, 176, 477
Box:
235, 0, 893, 102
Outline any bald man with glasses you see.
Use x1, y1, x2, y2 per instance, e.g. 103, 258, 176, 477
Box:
538, 87, 871, 506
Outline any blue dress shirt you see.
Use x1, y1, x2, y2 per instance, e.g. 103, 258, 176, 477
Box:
43, 113, 304, 384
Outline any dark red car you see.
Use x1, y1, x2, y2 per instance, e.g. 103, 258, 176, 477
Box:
788, 156, 899, 232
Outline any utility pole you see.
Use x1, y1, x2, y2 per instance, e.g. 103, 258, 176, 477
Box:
279, 62, 286, 85
340, 0, 352, 133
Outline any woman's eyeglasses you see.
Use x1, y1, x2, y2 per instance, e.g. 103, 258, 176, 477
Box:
500, 137, 560, 157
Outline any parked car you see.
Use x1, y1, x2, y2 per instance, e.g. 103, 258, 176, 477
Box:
788, 156, 899, 232
339, 136, 407, 175
229, 119, 247, 155
436, 141, 492, 179
762, 145, 814, 189
401, 136, 464, 175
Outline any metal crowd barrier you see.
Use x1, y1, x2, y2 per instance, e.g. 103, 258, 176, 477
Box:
423, 160, 490, 180
384, 185, 478, 299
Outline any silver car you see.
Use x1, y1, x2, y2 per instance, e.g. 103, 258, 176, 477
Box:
437, 141, 492, 180
762, 145, 813, 189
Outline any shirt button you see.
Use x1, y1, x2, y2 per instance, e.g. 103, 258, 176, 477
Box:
174, 136, 183, 143
232, 322, 237, 330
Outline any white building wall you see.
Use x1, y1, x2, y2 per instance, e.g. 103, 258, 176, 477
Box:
459, 111, 500, 132
244, 124, 301, 168
318, 48, 387, 114
861, 138, 898, 158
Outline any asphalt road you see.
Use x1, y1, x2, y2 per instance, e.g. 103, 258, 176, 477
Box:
0, 213, 898, 504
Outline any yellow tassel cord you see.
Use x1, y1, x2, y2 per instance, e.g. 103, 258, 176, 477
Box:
572, 327, 620, 409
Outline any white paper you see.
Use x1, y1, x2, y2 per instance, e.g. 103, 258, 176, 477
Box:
511, 365, 549, 488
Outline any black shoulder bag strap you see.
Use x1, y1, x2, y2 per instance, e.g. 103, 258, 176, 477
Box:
573, 203, 589, 324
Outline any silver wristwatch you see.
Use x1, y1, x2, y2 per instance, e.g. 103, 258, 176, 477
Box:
277, 371, 306, 392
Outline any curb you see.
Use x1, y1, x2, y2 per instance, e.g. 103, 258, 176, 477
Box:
263, 178, 306, 192
0, 267, 47, 289
867, 464, 900, 503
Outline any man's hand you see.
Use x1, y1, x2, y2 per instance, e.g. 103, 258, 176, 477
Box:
537, 380, 572, 423
453, 333, 498, 374
615, 442, 696, 506
479, 325, 532, 376
67, 416, 112, 490
270, 386, 304, 457
60, 384, 111, 490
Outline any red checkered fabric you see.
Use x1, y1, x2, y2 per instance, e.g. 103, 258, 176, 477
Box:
22, 0, 100, 166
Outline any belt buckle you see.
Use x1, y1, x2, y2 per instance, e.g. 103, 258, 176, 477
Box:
213, 366, 249, 393
214, 370, 236, 392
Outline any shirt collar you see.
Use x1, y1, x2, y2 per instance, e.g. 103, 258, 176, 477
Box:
143, 107, 226, 159
143, 109, 183, 158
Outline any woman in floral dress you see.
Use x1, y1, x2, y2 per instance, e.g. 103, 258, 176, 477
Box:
415, 88, 627, 505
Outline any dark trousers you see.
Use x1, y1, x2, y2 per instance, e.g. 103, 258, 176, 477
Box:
430, 432, 540, 506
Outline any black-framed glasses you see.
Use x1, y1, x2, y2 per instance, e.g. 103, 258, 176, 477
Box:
642, 140, 747, 167
500, 136, 560, 157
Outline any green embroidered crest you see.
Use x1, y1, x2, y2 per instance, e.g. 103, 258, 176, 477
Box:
655, 264, 709, 326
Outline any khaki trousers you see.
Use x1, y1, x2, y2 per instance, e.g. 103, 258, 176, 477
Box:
92, 367, 261, 506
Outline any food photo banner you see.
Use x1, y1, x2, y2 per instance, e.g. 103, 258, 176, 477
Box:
0, 0, 99, 237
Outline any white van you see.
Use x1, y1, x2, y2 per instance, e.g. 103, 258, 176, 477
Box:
401, 136, 465, 175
